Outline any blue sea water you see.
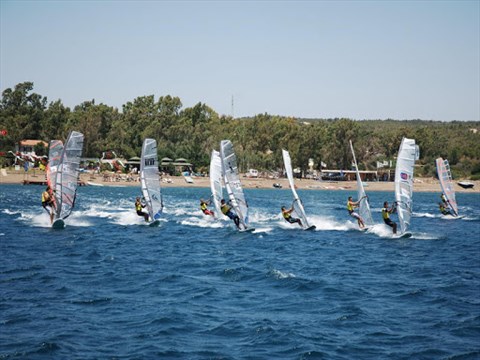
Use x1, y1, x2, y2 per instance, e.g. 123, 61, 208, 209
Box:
1, 183, 479, 359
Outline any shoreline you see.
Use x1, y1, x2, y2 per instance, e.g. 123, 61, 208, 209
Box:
0, 170, 478, 193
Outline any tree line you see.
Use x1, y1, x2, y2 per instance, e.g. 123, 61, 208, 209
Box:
1, 82, 479, 179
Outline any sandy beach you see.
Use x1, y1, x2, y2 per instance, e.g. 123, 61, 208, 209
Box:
0, 168, 478, 193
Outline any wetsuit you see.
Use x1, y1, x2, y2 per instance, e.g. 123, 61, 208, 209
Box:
439, 204, 453, 216
200, 201, 214, 216
283, 210, 301, 225
42, 191, 54, 212
136, 200, 149, 221
221, 202, 240, 228
347, 201, 361, 220
382, 207, 396, 228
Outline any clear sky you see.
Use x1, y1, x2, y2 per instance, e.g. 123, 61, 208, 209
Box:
1, 0, 479, 121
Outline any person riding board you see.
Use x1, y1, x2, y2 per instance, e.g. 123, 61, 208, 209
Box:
200, 198, 214, 217
439, 202, 453, 216
135, 197, 149, 222
347, 196, 366, 229
41, 186, 56, 224
381, 201, 397, 234
220, 199, 241, 229
440, 193, 449, 206
281, 202, 303, 228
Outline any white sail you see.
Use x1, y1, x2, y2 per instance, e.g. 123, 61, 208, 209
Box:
394, 137, 419, 234
220, 140, 249, 230
435, 157, 458, 216
349, 141, 374, 227
47, 140, 63, 192
52, 131, 84, 221
282, 149, 311, 229
140, 138, 163, 221
210, 149, 224, 217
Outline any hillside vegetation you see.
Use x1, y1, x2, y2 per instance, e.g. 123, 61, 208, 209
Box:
1, 82, 479, 179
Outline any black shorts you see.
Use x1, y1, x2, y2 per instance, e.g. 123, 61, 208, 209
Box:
384, 218, 395, 227
285, 217, 299, 224
42, 201, 52, 209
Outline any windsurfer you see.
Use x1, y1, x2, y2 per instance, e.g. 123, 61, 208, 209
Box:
41, 186, 56, 224
135, 197, 149, 222
200, 198, 214, 217
220, 199, 240, 229
381, 201, 397, 234
347, 196, 366, 229
440, 193, 449, 207
281, 202, 303, 228
438, 202, 453, 216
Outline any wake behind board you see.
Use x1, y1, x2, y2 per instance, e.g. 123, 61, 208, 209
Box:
239, 227, 255, 233
52, 219, 65, 229
393, 232, 412, 239
304, 225, 316, 231
442, 215, 465, 220
148, 220, 160, 227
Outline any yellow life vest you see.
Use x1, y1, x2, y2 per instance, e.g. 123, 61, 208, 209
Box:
382, 208, 390, 220
347, 201, 354, 212
200, 203, 207, 211
42, 191, 49, 202
135, 202, 142, 211
282, 211, 291, 219
221, 203, 230, 215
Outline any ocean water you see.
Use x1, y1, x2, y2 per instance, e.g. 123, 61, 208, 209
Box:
1, 184, 479, 359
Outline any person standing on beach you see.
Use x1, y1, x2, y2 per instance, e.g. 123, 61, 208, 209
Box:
200, 198, 214, 217
347, 196, 366, 229
381, 201, 397, 234
41, 186, 56, 224
135, 197, 149, 222
220, 199, 240, 229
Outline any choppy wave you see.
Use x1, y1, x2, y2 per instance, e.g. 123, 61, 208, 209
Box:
0, 185, 479, 359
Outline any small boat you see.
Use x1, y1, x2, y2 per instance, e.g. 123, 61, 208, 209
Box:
458, 181, 474, 189
273, 183, 282, 189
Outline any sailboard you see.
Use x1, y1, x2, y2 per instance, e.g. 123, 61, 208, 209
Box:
349, 140, 374, 228
220, 140, 253, 232
210, 149, 225, 218
394, 137, 419, 236
282, 149, 315, 230
48, 131, 84, 228
140, 138, 163, 226
393, 232, 413, 239
435, 157, 459, 217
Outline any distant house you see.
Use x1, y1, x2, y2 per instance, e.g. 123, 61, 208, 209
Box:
16, 140, 48, 156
